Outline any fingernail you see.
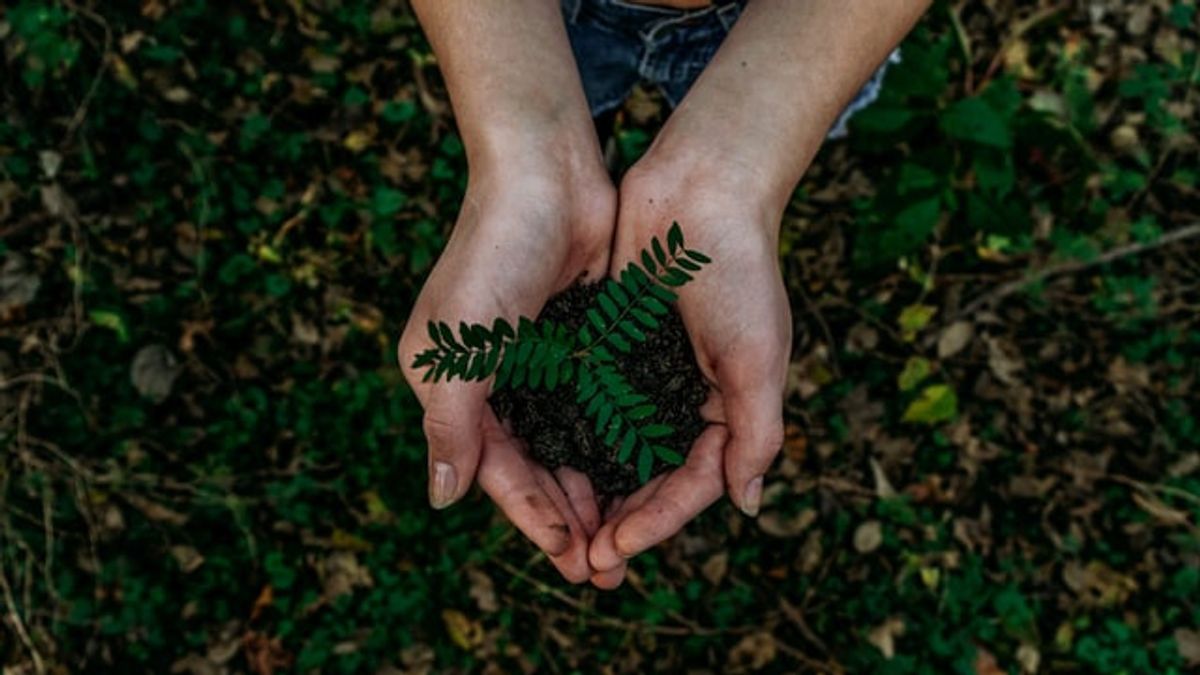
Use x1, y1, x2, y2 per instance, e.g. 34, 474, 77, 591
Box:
430, 461, 458, 509
741, 476, 763, 517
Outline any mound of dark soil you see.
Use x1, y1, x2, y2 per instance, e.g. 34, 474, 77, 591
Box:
489, 284, 708, 495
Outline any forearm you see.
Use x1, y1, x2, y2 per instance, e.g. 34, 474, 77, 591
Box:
411, 0, 601, 172
646, 0, 931, 213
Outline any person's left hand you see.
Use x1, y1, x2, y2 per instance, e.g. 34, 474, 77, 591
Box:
586, 151, 792, 589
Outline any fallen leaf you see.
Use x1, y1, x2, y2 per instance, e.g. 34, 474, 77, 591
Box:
898, 304, 937, 342
131, 344, 182, 403
1175, 628, 1200, 666
974, 646, 1004, 675
758, 508, 817, 538
937, 321, 974, 358
903, 384, 959, 424
726, 631, 777, 671
442, 609, 483, 651
701, 551, 729, 585
171, 545, 205, 574
898, 356, 932, 392
0, 253, 40, 315
870, 457, 897, 499
986, 337, 1024, 386
467, 568, 498, 613
854, 520, 884, 553
1016, 643, 1041, 673
868, 617, 905, 659
322, 551, 373, 600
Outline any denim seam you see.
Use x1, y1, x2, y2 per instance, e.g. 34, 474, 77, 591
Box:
563, 0, 583, 23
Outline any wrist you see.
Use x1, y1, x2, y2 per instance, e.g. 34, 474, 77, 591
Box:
628, 136, 788, 241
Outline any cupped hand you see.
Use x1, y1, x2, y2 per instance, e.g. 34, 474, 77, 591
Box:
587, 156, 791, 588
398, 152, 615, 583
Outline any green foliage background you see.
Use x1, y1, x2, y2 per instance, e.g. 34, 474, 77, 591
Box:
1, 1, 1197, 673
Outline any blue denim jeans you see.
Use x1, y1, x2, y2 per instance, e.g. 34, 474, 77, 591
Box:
561, 0, 899, 138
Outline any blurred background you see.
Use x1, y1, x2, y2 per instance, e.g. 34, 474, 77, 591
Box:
1, 1, 1198, 673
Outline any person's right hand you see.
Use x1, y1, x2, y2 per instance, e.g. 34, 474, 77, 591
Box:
398, 146, 615, 583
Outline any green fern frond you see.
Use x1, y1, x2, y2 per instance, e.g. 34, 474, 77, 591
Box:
411, 221, 709, 483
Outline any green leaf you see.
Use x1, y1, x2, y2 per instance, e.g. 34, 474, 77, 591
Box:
595, 403, 613, 435
493, 317, 514, 341
940, 96, 1012, 149
639, 295, 669, 316
495, 351, 515, 388
898, 303, 937, 341
628, 264, 651, 287
684, 249, 711, 264
667, 222, 684, 254
587, 308, 606, 334
461, 322, 482, 348
598, 293, 618, 320
898, 356, 932, 392
637, 446, 654, 483
427, 321, 441, 347
902, 384, 959, 424
631, 308, 660, 330
606, 279, 629, 306
483, 344, 501, 377
618, 320, 646, 343
591, 345, 615, 362
627, 404, 656, 421
652, 237, 667, 266
545, 359, 559, 389
653, 446, 684, 465
412, 349, 438, 369
641, 424, 673, 439
677, 258, 701, 272
515, 340, 534, 365
604, 417, 622, 446
438, 322, 460, 350
660, 268, 692, 287
618, 429, 638, 463
607, 332, 631, 353
559, 359, 574, 385
647, 284, 678, 304
641, 250, 657, 275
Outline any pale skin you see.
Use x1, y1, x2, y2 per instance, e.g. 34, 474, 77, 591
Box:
398, 0, 931, 588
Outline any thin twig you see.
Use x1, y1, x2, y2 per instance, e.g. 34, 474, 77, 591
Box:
0, 546, 47, 675
949, 223, 1200, 324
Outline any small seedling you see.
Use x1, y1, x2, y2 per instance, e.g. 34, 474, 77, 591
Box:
411, 222, 711, 482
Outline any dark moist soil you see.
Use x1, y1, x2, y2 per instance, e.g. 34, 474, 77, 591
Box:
490, 283, 708, 496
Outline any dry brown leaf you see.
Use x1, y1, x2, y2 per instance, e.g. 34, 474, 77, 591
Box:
171, 545, 205, 574
854, 520, 884, 554
1175, 628, 1200, 666
868, 617, 905, 659
937, 321, 974, 358
726, 631, 777, 672
701, 551, 730, 586
467, 568, 498, 613
974, 646, 1005, 675
757, 508, 817, 539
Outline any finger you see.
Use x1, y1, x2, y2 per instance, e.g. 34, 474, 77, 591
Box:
477, 415, 573, 558
699, 389, 726, 424
590, 563, 628, 590
422, 382, 490, 509
719, 368, 785, 518
612, 425, 727, 558
555, 467, 601, 537
588, 473, 670, 572
533, 468, 593, 584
